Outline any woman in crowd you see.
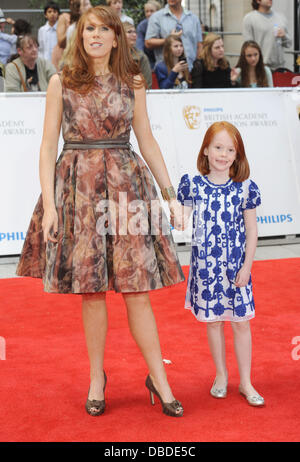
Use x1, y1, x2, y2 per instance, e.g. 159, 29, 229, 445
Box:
52, 0, 91, 70
155, 34, 189, 89
136, 1, 161, 70
123, 21, 152, 88
235, 40, 273, 88
66, 0, 91, 42
17, 6, 184, 418
191, 33, 239, 88
59, 0, 92, 69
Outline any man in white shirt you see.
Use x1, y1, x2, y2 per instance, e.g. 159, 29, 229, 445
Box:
243, 0, 291, 71
145, 0, 202, 71
38, 1, 60, 62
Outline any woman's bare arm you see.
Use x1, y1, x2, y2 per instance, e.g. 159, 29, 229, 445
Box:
56, 13, 70, 48
132, 77, 184, 229
39, 74, 62, 241
132, 78, 173, 191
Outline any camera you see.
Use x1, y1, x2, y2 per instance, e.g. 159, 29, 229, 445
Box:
179, 53, 187, 63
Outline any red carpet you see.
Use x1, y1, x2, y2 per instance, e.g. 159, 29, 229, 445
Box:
0, 259, 299, 442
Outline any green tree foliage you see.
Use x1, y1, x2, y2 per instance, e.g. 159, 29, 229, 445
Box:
123, 1, 146, 26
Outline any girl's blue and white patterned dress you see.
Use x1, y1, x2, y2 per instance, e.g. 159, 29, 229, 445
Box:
177, 174, 261, 323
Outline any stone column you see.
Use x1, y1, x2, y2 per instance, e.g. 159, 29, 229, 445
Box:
223, 0, 252, 67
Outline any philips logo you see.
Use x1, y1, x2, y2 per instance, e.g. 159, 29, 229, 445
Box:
257, 214, 293, 224
0, 232, 26, 242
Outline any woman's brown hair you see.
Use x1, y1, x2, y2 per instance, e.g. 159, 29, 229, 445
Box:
163, 34, 190, 85
236, 40, 269, 87
62, 5, 145, 93
200, 33, 229, 72
197, 121, 250, 182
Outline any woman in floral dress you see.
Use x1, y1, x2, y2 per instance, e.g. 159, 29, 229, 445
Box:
17, 6, 184, 417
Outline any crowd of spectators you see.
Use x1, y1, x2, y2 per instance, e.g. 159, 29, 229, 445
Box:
0, 0, 295, 93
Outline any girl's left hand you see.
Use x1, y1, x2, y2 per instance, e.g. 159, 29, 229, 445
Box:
235, 265, 251, 287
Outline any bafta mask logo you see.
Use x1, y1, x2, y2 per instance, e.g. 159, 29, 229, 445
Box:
183, 105, 201, 129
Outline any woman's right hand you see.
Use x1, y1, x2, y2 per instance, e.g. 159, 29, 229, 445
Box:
169, 200, 186, 230
42, 207, 58, 244
172, 60, 189, 74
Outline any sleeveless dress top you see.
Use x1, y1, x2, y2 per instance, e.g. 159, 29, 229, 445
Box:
17, 73, 184, 294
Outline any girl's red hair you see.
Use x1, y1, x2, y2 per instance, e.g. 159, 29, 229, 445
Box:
62, 6, 144, 93
197, 121, 250, 182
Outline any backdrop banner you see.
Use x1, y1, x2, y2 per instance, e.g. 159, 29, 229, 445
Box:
131, 88, 300, 243
1, 88, 300, 255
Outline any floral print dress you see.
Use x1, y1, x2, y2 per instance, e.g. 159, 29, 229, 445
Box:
177, 174, 261, 322
17, 74, 184, 294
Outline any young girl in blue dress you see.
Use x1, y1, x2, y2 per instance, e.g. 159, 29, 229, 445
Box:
177, 121, 265, 407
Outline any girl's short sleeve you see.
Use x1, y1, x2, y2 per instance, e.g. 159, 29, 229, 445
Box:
177, 174, 193, 206
242, 179, 261, 210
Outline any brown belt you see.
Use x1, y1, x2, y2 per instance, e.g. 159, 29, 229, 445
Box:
63, 139, 131, 150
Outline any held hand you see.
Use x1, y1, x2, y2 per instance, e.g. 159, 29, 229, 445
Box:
234, 265, 251, 288
42, 208, 58, 244
169, 200, 188, 231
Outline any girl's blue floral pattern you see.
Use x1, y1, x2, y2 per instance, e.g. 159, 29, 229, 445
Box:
177, 174, 261, 322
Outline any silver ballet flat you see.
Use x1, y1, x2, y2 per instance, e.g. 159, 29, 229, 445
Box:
210, 378, 227, 399
239, 386, 265, 407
